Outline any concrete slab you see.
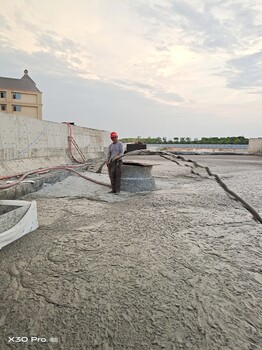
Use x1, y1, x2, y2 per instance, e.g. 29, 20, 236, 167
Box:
0, 154, 261, 350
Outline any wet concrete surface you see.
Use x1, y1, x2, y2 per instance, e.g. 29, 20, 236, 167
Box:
0, 155, 261, 350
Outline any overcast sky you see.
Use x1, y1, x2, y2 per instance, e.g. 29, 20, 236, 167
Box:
0, 0, 261, 139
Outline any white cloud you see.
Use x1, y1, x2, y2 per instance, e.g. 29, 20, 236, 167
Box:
0, 0, 261, 138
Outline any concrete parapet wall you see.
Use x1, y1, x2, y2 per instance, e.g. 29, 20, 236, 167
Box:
248, 138, 262, 155
0, 113, 110, 176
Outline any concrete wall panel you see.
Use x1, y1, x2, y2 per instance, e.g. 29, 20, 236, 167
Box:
248, 138, 262, 155
0, 113, 110, 176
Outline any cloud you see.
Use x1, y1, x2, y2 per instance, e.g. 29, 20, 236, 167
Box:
155, 44, 170, 52
35, 32, 83, 55
112, 79, 185, 105
226, 2, 262, 36
0, 42, 237, 139
133, 0, 262, 52
133, 1, 232, 49
151, 90, 184, 102
248, 91, 262, 94
0, 0, 261, 138
0, 14, 11, 30
225, 51, 262, 89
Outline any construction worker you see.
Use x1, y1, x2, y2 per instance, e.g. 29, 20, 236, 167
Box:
106, 131, 124, 194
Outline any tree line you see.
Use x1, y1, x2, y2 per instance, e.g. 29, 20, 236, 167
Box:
119, 136, 249, 144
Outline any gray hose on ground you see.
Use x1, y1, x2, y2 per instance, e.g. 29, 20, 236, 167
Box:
97, 149, 262, 224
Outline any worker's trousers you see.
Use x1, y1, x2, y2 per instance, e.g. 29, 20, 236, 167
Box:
108, 160, 122, 193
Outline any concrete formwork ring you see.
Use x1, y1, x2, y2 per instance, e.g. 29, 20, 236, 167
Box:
121, 162, 156, 193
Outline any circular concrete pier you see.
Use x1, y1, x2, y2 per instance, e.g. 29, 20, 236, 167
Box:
121, 161, 155, 192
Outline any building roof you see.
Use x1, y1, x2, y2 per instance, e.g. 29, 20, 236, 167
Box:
0, 70, 41, 93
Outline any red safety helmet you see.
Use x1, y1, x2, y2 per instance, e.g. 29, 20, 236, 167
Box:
110, 131, 118, 138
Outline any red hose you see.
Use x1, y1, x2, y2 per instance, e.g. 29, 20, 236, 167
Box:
0, 122, 110, 190
0, 165, 110, 190
63, 122, 85, 164
0, 163, 85, 181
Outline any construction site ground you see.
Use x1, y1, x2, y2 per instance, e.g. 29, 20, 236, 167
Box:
0, 154, 261, 350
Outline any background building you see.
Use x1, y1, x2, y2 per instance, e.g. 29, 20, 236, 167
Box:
0, 69, 42, 119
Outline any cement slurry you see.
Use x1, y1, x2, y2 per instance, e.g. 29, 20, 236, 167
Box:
0, 155, 261, 349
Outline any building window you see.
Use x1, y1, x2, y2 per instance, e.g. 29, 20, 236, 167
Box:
0, 91, 6, 98
1, 104, 6, 111
13, 105, 21, 112
12, 92, 21, 99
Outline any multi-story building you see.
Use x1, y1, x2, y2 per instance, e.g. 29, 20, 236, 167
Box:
0, 69, 42, 119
